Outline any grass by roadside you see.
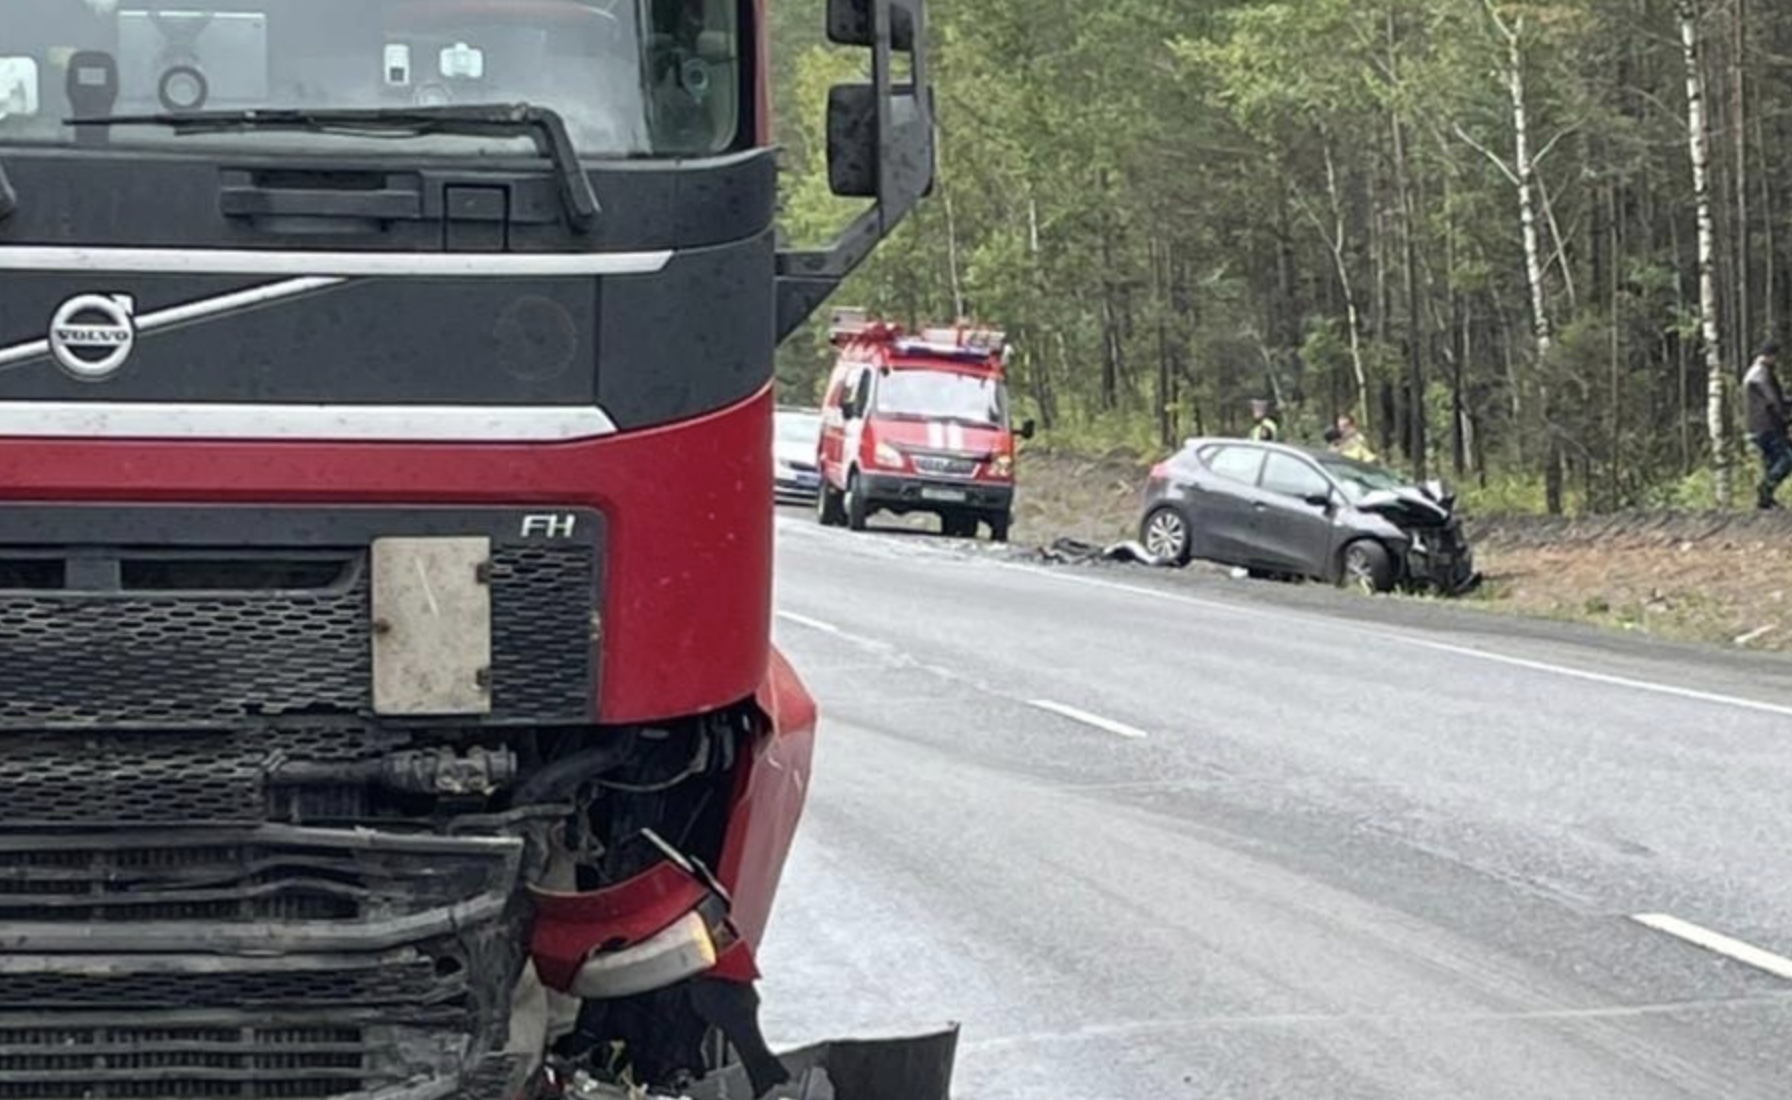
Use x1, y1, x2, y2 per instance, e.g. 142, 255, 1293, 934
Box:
1012, 446, 1792, 654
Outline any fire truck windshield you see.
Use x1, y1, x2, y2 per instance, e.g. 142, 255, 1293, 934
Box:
877, 369, 1010, 429
0, 0, 740, 156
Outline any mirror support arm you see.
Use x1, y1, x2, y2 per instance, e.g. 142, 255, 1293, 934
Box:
0, 160, 16, 222
775, 0, 933, 341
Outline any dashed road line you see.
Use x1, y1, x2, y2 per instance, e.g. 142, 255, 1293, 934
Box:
998, 563, 1792, 720
1631, 913, 1792, 981
1029, 699, 1150, 740
775, 610, 843, 635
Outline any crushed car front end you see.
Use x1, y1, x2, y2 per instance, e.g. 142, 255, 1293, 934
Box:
1349, 482, 1480, 595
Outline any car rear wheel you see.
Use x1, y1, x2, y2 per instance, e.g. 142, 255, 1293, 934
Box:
845, 470, 869, 531
1141, 506, 1192, 566
1340, 539, 1395, 594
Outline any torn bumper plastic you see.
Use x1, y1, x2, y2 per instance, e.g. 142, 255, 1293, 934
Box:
684, 1028, 960, 1100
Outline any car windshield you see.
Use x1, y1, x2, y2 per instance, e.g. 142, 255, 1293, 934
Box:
0, 0, 740, 156
1319, 456, 1409, 502
874, 368, 1007, 427
775, 411, 821, 445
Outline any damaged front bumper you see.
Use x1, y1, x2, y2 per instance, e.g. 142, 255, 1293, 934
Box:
1402, 530, 1480, 595
548, 1028, 959, 1100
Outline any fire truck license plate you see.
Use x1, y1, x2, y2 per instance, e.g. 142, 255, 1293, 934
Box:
922, 488, 967, 503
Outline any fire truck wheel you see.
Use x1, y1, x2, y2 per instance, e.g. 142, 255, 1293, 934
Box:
817, 481, 846, 527
845, 471, 870, 531
941, 514, 975, 539
988, 514, 1011, 543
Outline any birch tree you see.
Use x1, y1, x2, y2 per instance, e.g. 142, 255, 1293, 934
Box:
1679, 0, 1732, 505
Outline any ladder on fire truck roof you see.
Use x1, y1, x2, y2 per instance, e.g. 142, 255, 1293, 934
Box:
828, 307, 1008, 362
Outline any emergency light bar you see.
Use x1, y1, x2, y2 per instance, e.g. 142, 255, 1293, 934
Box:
829, 307, 871, 339
830, 309, 1009, 362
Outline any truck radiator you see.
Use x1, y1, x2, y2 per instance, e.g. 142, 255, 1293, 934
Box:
0, 827, 525, 1099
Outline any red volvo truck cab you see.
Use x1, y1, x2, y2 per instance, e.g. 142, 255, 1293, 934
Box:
0, 1, 939, 1097
816, 310, 1034, 541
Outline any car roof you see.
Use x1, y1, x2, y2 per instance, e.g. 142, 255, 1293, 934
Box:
1183, 437, 1334, 463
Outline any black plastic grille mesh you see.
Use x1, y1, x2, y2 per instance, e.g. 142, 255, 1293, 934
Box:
0, 544, 596, 728
0, 725, 379, 825
0, 961, 447, 1010
490, 545, 597, 717
0, 576, 369, 726
0, 1023, 449, 1099
0, 825, 511, 924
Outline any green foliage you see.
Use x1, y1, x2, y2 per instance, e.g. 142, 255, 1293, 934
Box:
770, 0, 1789, 514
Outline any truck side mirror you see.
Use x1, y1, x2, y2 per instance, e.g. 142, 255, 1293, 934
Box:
826, 86, 878, 199
776, 0, 935, 339
1018, 419, 1037, 441
828, 0, 917, 51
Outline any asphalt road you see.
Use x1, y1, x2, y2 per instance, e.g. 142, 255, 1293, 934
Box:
754, 512, 1792, 1099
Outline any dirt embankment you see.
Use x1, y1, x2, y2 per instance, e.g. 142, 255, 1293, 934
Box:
1464, 513, 1792, 652
1014, 448, 1792, 653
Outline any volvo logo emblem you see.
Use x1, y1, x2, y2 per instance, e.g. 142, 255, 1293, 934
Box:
49, 294, 137, 380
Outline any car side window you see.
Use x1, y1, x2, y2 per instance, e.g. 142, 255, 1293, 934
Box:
1201, 445, 1265, 486
850, 371, 874, 419
1261, 453, 1332, 500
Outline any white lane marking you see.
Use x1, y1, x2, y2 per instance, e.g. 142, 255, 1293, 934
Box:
963, 994, 1792, 1050
1029, 699, 1149, 740
1631, 914, 1792, 981
776, 610, 843, 635
999, 563, 1792, 720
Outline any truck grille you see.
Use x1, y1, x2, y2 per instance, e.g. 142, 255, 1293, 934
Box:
910, 454, 978, 478
0, 724, 393, 827
0, 537, 599, 729
0, 827, 513, 924
0, 1018, 463, 1098
0, 826, 522, 1099
0, 580, 369, 727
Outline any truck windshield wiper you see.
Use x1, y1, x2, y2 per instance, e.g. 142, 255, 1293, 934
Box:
0, 159, 15, 222
64, 103, 598, 229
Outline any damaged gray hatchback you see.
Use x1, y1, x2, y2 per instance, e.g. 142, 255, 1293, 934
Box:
1138, 439, 1478, 594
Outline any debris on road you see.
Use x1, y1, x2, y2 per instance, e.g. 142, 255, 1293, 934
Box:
1033, 536, 1165, 567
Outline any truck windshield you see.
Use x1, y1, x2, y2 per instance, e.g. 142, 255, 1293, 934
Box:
0, 0, 740, 156
876, 369, 1008, 428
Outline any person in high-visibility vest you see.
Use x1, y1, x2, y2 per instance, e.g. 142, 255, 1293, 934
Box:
1332, 413, 1378, 464
1248, 399, 1280, 443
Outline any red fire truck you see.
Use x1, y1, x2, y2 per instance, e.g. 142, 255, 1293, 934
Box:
0, 1, 944, 1097
817, 310, 1033, 541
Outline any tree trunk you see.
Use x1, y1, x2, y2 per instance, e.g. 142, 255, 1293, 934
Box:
943, 189, 966, 321
1393, 109, 1426, 478
1680, 0, 1733, 506
1732, 0, 1752, 353
1026, 193, 1057, 429
1320, 136, 1371, 426
1096, 170, 1122, 413
1483, 3, 1560, 511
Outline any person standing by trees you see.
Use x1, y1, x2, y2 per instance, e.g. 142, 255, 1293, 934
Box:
1248, 399, 1281, 442
1744, 342, 1791, 510
1333, 414, 1378, 464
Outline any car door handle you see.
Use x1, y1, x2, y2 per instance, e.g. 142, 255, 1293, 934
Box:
1252, 502, 1269, 512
